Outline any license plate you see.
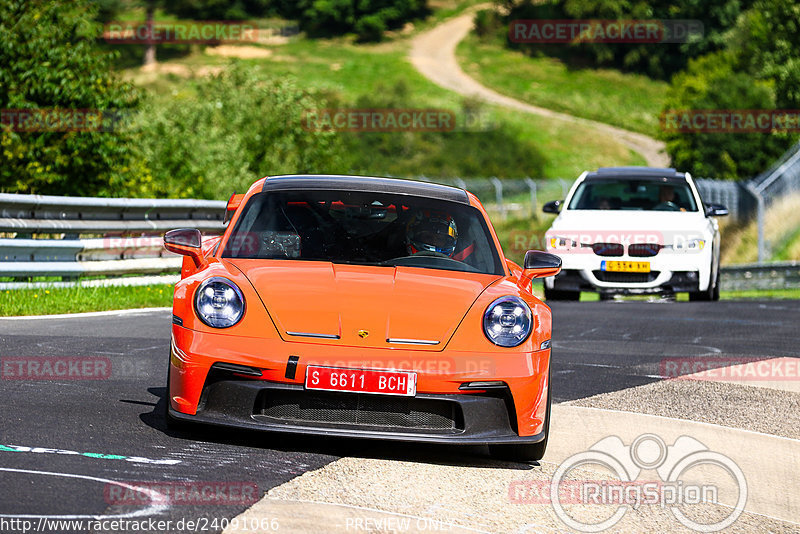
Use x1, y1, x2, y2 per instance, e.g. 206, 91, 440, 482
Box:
305, 366, 417, 396
601, 260, 651, 273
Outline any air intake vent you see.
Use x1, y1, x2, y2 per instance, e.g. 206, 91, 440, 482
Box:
255, 390, 461, 432
593, 270, 660, 283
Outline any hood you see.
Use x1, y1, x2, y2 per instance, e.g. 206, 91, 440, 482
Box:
227, 260, 500, 350
549, 210, 710, 245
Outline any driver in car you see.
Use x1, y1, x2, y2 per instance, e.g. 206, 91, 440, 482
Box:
406, 210, 458, 257
653, 185, 683, 211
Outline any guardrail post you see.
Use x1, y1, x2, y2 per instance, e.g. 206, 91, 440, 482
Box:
745, 183, 767, 263
524, 177, 537, 219
489, 177, 506, 219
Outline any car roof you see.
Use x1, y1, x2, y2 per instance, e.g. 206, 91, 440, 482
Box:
585, 167, 687, 182
261, 174, 470, 205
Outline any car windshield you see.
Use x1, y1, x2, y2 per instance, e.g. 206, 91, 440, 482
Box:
222, 190, 504, 275
567, 179, 698, 212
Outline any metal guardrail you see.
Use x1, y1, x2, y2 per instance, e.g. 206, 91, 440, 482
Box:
0, 193, 225, 285
0, 193, 226, 233
720, 262, 800, 291
1, 191, 797, 292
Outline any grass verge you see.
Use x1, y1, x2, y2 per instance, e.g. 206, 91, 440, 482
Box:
2, 280, 798, 318
456, 30, 667, 137
0, 284, 173, 317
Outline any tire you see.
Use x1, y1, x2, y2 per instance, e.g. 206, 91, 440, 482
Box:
490, 369, 552, 462
544, 287, 580, 301
711, 266, 720, 301
689, 261, 719, 302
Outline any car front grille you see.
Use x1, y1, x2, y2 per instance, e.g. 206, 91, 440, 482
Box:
593, 270, 660, 283
255, 390, 462, 432
592, 243, 624, 256
628, 244, 662, 257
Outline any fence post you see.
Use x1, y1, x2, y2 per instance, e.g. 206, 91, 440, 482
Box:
490, 177, 506, 219
745, 183, 767, 263
524, 177, 537, 218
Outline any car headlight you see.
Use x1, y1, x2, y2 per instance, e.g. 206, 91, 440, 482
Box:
668, 238, 706, 252
686, 239, 705, 251
194, 277, 245, 328
483, 296, 533, 347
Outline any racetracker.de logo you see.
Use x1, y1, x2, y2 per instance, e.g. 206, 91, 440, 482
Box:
509, 19, 703, 43
0, 109, 125, 132
539, 229, 707, 255
302, 108, 457, 132
103, 21, 262, 44
2, 357, 111, 380
661, 109, 800, 133
104, 481, 259, 505
661, 357, 800, 381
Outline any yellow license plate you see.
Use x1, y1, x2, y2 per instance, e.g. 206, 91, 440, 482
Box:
602, 261, 650, 273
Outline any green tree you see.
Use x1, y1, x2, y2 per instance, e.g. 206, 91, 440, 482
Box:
504, 0, 755, 79
0, 0, 149, 196
731, 0, 800, 108
661, 52, 789, 179
661, 0, 800, 178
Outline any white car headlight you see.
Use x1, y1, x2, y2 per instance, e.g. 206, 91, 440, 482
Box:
194, 277, 245, 328
668, 238, 706, 252
483, 296, 533, 347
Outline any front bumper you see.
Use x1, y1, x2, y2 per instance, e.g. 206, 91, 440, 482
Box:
551, 269, 701, 294
169, 379, 546, 445
169, 326, 550, 439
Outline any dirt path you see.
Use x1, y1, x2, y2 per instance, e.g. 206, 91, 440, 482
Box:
409, 11, 670, 167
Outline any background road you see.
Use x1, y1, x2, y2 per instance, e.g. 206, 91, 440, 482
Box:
0, 300, 797, 532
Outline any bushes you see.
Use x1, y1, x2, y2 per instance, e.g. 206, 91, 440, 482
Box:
339, 82, 547, 178
134, 0, 429, 42
295, 0, 429, 41
135, 76, 546, 199
135, 67, 347, 199
0, 0, 147, 196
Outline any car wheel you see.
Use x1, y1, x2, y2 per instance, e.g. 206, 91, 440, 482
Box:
711, 266, 721, 301
490, 369, 551, 462
544, 287, 580, 301
689, 261, 719, 302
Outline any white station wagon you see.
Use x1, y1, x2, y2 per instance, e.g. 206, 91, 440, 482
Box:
542, 167, 728, 301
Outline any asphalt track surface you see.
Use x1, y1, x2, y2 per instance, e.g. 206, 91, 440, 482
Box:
0, 300, 797, 533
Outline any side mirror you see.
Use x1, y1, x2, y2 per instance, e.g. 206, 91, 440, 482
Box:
543, 200, 562, 214
520, 250, 562, 286
705, 203, 728, 217
224, 193, 244, 224
164, 228, 206, 268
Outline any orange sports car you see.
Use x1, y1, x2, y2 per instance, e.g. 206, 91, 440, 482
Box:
164, 175, 561, 461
